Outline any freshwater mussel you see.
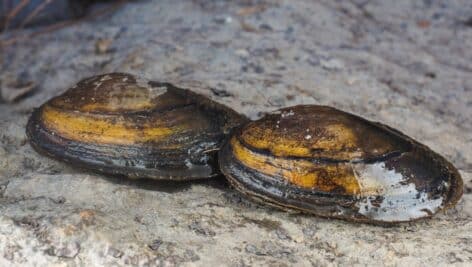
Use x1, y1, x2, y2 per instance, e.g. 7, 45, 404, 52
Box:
219, 105, 463, 224
27, 73, 463, 224
27, 73, 247, 180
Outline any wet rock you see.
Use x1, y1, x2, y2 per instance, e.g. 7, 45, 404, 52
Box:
275, 228, 291, 241
320, 58, 345, 70
107, 247, 124, 258
45, 242, 80, 258
148, 239, 163, 251
188, 221, 216, 237
210, 87, 233, 97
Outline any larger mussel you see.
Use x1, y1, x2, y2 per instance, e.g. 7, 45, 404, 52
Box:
219, 105, 463, 223
27, 73, 247, 180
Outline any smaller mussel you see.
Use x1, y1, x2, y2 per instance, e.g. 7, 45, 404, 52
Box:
27, 73, 247, 180
219, 105, 463, 224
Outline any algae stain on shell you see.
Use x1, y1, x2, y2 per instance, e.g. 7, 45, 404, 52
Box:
27, 73, 248, 180
219, 105, 463, 224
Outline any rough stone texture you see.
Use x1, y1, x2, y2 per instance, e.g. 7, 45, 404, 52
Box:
1, 0, 471, 266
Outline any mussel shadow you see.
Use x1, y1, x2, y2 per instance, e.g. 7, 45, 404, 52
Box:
97, 172, 230, 193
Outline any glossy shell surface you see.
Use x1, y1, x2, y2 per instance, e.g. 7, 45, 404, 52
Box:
219, 105, 463, 223
27, 73, 247, 180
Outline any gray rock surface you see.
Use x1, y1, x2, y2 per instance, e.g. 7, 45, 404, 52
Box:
1, 0, 471, 266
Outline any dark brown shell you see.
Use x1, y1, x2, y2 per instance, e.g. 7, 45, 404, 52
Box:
27, 73, 247, 180
219, 105, 463, 224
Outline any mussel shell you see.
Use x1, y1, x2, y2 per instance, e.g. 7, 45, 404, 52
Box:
219, 105, 463, 223
27, 73, 247, 180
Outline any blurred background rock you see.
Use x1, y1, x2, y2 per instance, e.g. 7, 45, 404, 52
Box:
1, 0, 94, 30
